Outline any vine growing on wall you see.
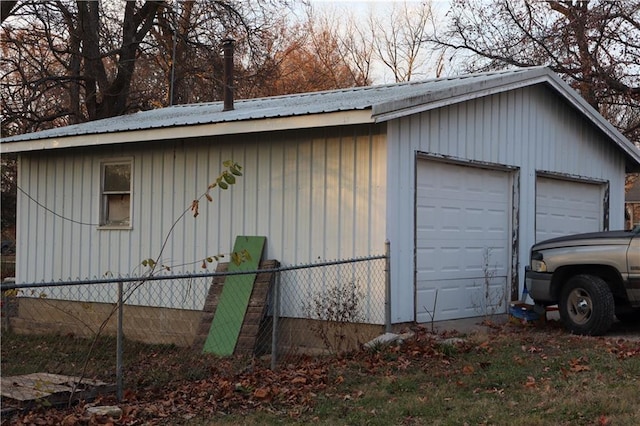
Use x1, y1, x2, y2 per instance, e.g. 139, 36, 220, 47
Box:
471, 248, 505, 321
140, 159, 246, 273
71, 160, 245, 405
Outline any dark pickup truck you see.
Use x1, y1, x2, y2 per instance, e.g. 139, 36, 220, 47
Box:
525, 227, 640, 335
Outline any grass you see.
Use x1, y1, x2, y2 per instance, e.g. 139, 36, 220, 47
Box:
0, 330, 238, 389
205, 326, 640, 425
2, 323, 640, 425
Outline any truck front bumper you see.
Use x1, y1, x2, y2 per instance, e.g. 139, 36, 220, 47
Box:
525, 270, 555, 303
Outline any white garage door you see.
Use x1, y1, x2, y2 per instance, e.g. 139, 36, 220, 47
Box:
536, 177, 603, 242
416, 161, 511, 322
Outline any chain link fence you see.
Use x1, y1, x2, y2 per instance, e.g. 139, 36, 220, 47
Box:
1, 254, 388, 410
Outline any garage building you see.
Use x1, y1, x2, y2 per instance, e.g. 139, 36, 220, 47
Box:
3, 66, 639, 325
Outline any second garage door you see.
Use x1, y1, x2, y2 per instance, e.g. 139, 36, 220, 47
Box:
416, 160, 512, 322
536, 177, 604, 242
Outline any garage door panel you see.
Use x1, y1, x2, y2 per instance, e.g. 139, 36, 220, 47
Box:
416, 277, 507, 323
536, 177, 602, 242
417, 246, 508, 276
418, 213, 508, 240
416, 160, 511, 322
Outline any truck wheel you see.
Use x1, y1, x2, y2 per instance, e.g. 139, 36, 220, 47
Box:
559, 274, 614, 336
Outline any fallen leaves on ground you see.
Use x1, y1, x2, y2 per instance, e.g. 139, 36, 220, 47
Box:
569, 356, 591, 372
4, 325, 639, 425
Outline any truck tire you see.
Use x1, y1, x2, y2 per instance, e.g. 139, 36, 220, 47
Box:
559, 274, 614, 336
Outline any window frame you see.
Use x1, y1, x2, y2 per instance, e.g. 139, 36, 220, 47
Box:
99, 158, 133, 230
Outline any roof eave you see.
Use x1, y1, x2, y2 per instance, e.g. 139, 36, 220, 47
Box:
371, 67, 551, 121
372, 67, 640, 172
543, 72, 640, 172
0, 110, 374, 154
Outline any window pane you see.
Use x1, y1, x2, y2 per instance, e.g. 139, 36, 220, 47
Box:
104, 164, 131, 192
105, 194, 130, 226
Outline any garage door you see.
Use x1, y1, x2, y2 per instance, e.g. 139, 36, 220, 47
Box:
416, 161, 511, 322
536, 177, 603, 242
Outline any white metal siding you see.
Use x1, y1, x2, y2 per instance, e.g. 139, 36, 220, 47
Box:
14, 84, 630, 325
387, 85, 628, 323
16, 126, 387, 315
416, 161, 511, 322
535, 177, 604, 242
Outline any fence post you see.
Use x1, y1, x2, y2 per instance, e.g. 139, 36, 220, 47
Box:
1, 278, 17, 332
385, 240, 391, 333
270, 269, 280, 370
116, 281, 123, 401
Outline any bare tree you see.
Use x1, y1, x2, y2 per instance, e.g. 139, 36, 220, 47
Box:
263, 7, 370, 96
150, 1, 291, 105
1, 1, 163, 133
0, 0, 296, 135
369, 1, 435, 82
335, 11, 374, 86
0, 1, 18, 24
433, 0, 640, 144
303, 1, 436, 84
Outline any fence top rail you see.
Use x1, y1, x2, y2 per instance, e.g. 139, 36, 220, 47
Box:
0, 254, 386, 291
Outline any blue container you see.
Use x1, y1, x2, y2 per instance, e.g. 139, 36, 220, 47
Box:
509, 303, 540, 322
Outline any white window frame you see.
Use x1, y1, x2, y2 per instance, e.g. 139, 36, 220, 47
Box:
99, 158, 133, 229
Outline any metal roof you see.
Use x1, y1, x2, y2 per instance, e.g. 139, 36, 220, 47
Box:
0, 67, 544, 143
2, 66, 639, 170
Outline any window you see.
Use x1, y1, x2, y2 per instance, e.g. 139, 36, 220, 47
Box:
100, 160, 132, 227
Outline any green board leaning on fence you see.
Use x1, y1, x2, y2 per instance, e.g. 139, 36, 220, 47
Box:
203, 236, 266, 356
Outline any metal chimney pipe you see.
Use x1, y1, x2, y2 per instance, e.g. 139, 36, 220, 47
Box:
222, 38, 235, 111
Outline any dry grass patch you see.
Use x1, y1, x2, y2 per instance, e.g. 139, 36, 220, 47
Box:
2, 322, 640, 425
